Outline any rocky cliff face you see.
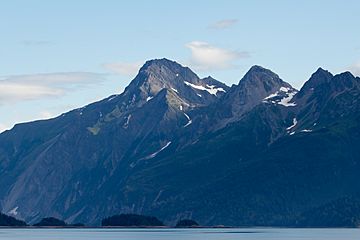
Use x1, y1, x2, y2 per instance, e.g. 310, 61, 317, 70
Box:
0, 59, 359, 226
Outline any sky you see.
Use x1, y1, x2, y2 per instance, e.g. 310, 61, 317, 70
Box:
1, 0, 360, 132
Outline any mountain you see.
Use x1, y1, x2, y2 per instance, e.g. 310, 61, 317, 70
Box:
0, 58, 359, 227
0, 58, 228, 225
0, 212, 27, 226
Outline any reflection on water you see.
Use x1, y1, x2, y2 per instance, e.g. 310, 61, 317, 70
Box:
0, 228, 359, 240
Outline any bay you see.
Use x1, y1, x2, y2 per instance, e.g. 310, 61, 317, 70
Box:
0, 228, 359, 240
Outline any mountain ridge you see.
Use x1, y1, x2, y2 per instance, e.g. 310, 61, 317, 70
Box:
0, 58, 359, 227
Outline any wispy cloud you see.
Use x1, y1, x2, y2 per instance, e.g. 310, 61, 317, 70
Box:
103, 61, 142, 76
209, 19, 238, 30
186, 41, 250, 71
0, 72, 105, 104
349, 61, 360, 76
0, 83, 62, 102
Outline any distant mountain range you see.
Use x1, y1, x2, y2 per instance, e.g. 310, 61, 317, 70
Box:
1, 58, 360, 227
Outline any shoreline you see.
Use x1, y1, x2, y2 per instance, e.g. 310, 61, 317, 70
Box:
1, 226, 359, 229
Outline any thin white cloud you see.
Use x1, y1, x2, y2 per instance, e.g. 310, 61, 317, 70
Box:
186, 41, 250, 71
103, 61, 142, 76
0, 72, 105, 104
4, 72, 104, 85
209, 19, 238, 29
349, 61, 360, 76
0, 83, 62, 102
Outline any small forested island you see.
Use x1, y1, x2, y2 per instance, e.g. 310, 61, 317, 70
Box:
101, 214, 164, 227
32, 217, 84, 227
33, 217, 67, 227
175, 219, 199, 228
0, 212, 27, 226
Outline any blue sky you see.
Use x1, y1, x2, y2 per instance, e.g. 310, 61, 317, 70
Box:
1, 0, 360, 132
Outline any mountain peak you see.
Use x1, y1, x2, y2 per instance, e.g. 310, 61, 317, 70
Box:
239, 65, 290, 90
141, 58, 182, 71
310, 67, 333, 82
124, 58, 198, 94
248, 65, 270, 72
330, 71, 358, 91
136, 58, 199, 82
240, 65, 282, 85
298, 68, 333, 97
313, 67, 333, 78
121, 58, 226, 109
220, 65, 294, 121
334, 71, 354, 79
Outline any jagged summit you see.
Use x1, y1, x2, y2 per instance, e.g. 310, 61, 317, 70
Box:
333, 71, 355, 80
140, 58, 189, 71
315, 67, 331, 74
240, 65, 282, 85
247, 65, 274, 73
130, 58, 198, 86
209, 65, 296, 126
121, 58, 227, 108
138, 58, 199, 84
304, 67, 333, 86
296, 67, 333, 99
237, 65, 294, 98
331, 71, 359, 91
311, 67, 333, 80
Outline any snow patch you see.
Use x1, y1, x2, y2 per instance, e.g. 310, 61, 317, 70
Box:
183, 112, 192, 127
146, 96, 153, 102
287, 118, 297, 130
179, 105, 183, 111
263, 87, 297, 107
184, 81, 225, 96
197, 93, 202, 98
289, 132, 296, 135
280, 87, 291, 92
8, 206, 18, 216
145, 141, 172, 159
278, 91, 297, 107
171, 87, 178, 93
264, 92, 279, 100
301, 129, 313, 133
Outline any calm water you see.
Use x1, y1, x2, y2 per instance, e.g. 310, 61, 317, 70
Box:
0, 228, 359, 240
